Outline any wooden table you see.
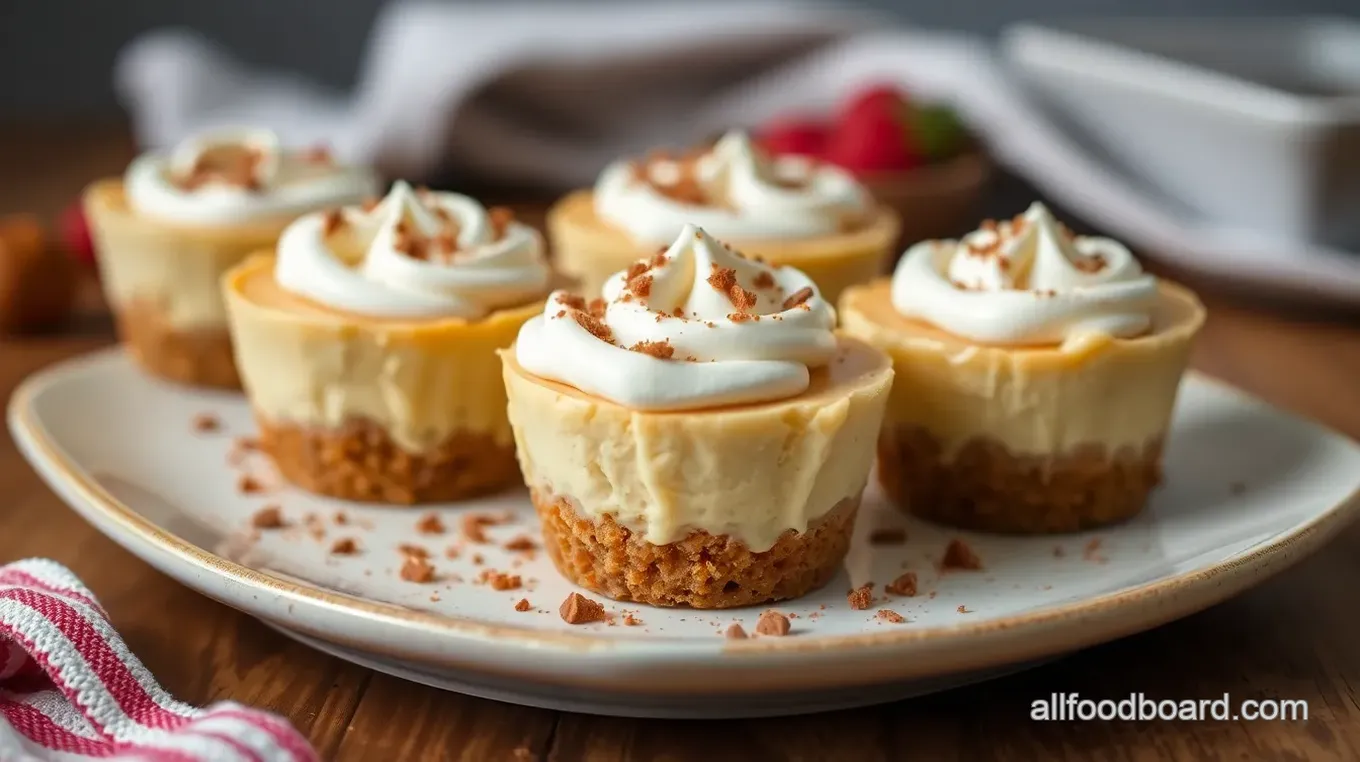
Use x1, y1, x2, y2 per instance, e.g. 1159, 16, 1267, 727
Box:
3, 123, 1359, 761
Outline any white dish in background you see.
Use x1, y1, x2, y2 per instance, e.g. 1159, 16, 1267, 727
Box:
9, 349, 1360, 717
1002, 18, 1360, 250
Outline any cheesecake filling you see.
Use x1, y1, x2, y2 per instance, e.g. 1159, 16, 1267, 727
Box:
594, 131, 871, 244
125, 128, 379, 226
890, 202, 1158, 347
503, 339, 892, 551
515, 224, 838, 410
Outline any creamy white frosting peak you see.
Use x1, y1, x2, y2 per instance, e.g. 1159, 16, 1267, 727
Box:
125, 127, 380, 226
891, 202, 1158, 346
515, 224, 838, 410
594, 131, 870, 244
274, 181, 550, 320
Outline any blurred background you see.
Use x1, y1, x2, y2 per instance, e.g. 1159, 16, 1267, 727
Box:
4, 0, 1357, 118
1, 0, 1359, 336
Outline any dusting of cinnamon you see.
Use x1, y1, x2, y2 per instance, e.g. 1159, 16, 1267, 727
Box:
482, 570, 522, 591
885, 572, 918, 597
237, 475, 265, 495
251, 505, 285, 529
1075, 253, 1107, 273
624, 261, 647, 284
755, 610, 791, 637
572, 310, 613, 343
707, 266, 758, 312
192, 413, 220, 433
559, 592, 606, 624
176, 143, 266, 192
462, 513, 508, 544
400, 555, 436, 583
727, 312, 756, 323
397, 543, 430, 559
416, 513, 446, 535
433, 231, 457, 257
554, 292, 586, 311
629, 340, 675, 359
752, 271, 776, 290
941, 539, 983, 571
847, 583, 874, 610
782, 287, 814, 310
321, 209, 345, 237
627, 274, 653, 298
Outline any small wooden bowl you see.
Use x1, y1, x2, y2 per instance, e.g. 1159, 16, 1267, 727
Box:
859, 151, 992, 268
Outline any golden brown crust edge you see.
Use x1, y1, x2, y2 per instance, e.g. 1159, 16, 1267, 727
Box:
258, 416, 522, 505
532, 488, 859, 609
878, 426, 1163, 534
115, 299, 241, 390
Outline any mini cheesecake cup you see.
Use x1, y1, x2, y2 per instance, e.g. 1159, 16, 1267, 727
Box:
84, 179, 297, 389
547, 190, 900, 301
223, 254, 541, 504
501, 336, 894, 609
840, 279, 1205, 534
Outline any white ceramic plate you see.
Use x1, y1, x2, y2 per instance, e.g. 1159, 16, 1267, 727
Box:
9, 349, 1360, 718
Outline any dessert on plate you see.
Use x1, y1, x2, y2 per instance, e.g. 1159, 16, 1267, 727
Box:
85, 128, 380, 389
840, 202, 1205, 533
223, 181, 552, 504
547, 130, 899, 303
503, 224, 894, 608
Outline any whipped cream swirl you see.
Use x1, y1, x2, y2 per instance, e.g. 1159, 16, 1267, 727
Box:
516, 224, 838, 410
125, 128, 380, 226
891, 203, 1157, 346
275, 181, 550, 320
594, 131, 871, 244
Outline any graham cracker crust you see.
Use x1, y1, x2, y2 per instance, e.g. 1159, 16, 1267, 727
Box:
115, 299, 240, 389
259, 417, 521, 504
532, 489, 859, 608
878, 426, 1163, 534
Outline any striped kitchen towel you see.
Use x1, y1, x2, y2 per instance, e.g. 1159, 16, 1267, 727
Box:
0, 559, 316, 761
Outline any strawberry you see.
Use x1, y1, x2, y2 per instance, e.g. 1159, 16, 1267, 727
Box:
759, 118, 829, 157
839, 83, 907, 122
827, 90, 920, 174
59, 201, 95, 267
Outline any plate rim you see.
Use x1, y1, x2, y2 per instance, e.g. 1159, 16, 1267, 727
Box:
9, 348, 1360, 689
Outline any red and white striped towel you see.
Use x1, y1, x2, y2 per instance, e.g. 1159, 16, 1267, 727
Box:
0, 559, 317, 762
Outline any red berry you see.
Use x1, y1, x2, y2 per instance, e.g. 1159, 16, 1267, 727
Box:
759, 118, 829, 157
59, 201, 95, 266
839, 84, 908, 122
826, 95, 920, 174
